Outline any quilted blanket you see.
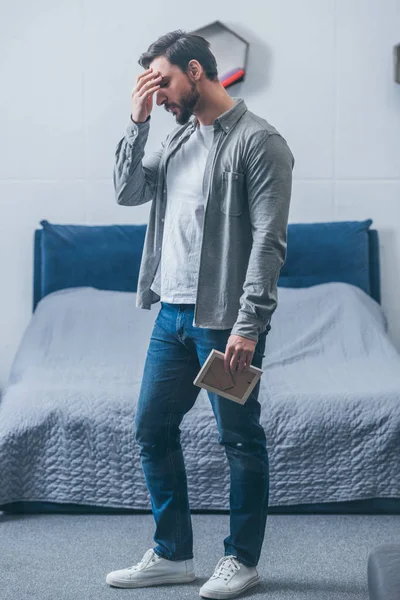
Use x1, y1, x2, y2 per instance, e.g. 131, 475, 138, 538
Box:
0, 282, 399, 509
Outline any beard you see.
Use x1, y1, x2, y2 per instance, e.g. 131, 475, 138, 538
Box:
167, 79, 200, 125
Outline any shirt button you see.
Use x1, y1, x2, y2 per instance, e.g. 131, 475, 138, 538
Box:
225, 126, 229, 130
163, 189, 166, 193
161, 218, 164, 222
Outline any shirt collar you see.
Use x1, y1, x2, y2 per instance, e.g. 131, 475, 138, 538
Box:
189, 97, 247, 133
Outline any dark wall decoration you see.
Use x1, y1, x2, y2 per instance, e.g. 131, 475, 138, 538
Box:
190, 20, 249, 89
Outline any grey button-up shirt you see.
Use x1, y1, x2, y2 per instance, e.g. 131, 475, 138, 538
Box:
113, 97, 295, 342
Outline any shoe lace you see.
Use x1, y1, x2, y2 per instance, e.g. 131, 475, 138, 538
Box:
128, 549, 157, 572
210, 556, 241, 581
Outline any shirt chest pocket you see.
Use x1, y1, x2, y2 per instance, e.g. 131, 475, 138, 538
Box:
221, 171, 245, 216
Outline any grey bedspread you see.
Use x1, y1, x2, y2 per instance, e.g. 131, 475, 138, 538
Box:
0, 282, 399, 509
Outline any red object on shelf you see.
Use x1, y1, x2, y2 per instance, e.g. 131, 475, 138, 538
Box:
221, 68, 245, 88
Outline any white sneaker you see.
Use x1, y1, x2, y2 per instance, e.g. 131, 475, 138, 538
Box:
106, 548, 196, 588
199, 555, 260, 599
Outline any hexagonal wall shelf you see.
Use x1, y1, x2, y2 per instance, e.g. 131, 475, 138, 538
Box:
190, 20, 249, 89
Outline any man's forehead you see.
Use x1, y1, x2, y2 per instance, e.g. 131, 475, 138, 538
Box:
149, 57, 177, 76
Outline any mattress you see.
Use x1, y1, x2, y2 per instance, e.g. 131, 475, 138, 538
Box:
0, 282, 399, 510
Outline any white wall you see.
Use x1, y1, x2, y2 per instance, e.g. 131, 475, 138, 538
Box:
0, 0, 399, 389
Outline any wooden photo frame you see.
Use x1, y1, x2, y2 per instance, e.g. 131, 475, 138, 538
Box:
193, 349, 263, 405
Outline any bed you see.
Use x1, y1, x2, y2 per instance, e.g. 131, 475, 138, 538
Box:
0, 217, 399, 515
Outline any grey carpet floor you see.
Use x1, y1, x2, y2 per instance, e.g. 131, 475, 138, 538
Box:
1, 511, 399, 600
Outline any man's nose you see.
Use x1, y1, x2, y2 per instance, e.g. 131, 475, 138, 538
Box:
156, 92, 166, 106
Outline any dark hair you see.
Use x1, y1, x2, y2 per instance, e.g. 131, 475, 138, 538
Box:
138, 30, 218, 81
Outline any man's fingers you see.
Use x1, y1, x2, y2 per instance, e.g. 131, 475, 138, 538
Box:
224, 347, 233, 373
133, 69, 160, 94
229, 351, 243, 373
225, 350, 247, 373
136, 67, 153, 82
225, 344, 255, 373
231, 352, 246, 371
133, 69, 152, 92
237, 354, 249, 372
233, 352, 253, 372
137, 77, 162, 98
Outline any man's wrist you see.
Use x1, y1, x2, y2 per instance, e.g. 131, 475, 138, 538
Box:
130, 115, 150, 124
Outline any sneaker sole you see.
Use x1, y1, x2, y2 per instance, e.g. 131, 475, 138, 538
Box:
199, 574, 260, 599
106, 572, 196, 588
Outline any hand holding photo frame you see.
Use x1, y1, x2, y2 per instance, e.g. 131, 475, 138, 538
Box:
193, 349, 263, 404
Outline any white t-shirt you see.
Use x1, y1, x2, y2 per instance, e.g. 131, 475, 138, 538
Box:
150, 121, 214, 302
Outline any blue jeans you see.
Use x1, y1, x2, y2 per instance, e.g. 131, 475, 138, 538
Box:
134, 302, 269, 568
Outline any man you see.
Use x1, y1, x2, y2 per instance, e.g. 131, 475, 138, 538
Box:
107, 29, 294, 600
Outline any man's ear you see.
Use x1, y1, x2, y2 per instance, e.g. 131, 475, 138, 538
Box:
187, 59, 202, 81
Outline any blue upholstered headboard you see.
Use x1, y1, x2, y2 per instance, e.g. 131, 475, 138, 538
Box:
33, 218, 381, 313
